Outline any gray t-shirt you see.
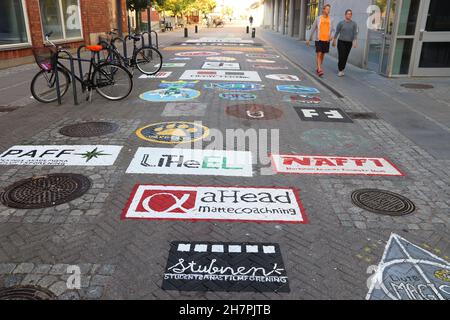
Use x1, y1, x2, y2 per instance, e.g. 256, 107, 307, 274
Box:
335, 20, 358, 42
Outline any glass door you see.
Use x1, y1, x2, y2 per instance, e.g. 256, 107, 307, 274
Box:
412, 0, 450, 76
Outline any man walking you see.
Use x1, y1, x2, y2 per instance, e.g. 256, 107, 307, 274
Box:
249, 15, 254, 27
333, 9, 358, 76
306, 4, 334, 77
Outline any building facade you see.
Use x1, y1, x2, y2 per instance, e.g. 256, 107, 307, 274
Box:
0, 0, 128, 68
262, 0, 450, 77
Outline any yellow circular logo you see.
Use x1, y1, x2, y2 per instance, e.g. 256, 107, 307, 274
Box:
434, 269, 450, 282
136, 121, 209, 144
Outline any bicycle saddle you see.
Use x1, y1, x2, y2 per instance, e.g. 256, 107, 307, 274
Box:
86, 45, 103, 52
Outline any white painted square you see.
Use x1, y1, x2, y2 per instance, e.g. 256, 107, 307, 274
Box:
178, 244, 191, 252
194, 244, 208, 252
180, 70, 261, 82
263, 246, 276, 254
246, 245, 258, 253
228, 245, 242, 253
211, 245, 224, 253
202, 62, 240, 70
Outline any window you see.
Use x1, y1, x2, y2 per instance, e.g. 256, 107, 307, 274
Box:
40, 0, 82, 40
0, 0, 30, 47
306, 0, 321, 30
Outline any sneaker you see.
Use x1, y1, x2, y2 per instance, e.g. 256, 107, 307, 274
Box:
338, 71, 344, 77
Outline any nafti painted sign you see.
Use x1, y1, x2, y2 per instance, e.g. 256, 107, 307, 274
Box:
155, 63, 186, 68
205, 56, 236, 61
162, 242, 290, 292
126, 148, 253, 177
294, 107, 353, 123
247, 59, 276, 64
138, 71, 172, 79
201, 62, 240, 70
180, 70, 261, 82
276, 85, 320, 94
246, 53, 279, 59
122, 184, 307, 224
139, 88, 200, 102
283, 95, 321, 104
219, 92, 257, 101
174, 51, 220, 57
266, 74, 301, 81
253, 64, 289, 70
367, 234, 450, 300
162, 103, 207, 117
204, 83, 264, 91
0, 145, 122, 166
136, 122, 209, 144
271, 154, 404, 176
159, 81, 198, 89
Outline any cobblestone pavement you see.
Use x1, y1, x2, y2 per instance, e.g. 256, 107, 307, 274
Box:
0, 26, 448, 300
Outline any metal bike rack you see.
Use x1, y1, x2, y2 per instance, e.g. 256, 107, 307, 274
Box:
112, 37, 126, 59
58, 49, 79, 105
151, 31, 159, 49
141, 31, 159, 49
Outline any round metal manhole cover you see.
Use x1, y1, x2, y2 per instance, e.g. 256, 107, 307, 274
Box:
59, 121, 119, 137
0, 286, 56, 300
351, 189, 415, 216
226, 104, 283, 120
1, 174, 91, 209
401, 83, 434, 90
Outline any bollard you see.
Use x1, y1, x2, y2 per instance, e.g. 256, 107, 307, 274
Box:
252, 28, 256, 38
184, 27, 188, 38
195, 25, 198, 33
246, 26, 249, 34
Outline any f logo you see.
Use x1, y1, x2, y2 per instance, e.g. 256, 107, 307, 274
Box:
139, 190, 197, 214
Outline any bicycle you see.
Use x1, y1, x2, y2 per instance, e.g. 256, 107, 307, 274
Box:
100, 29, 163, 75
31, 32, 133, 103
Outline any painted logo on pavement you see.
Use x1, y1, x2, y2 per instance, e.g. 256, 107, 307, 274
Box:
139, 88, 200, 102
136, 122, 209, 144
276, 85, 320, 94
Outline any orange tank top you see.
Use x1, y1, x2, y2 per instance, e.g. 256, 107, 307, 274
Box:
319, 16, 331, 41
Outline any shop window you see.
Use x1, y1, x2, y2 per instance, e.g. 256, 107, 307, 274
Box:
0, 0, 30, 47
40, 0, 82, 40
306, 0, 321, 30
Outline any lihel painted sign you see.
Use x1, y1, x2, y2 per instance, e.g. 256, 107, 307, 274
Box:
138, 72, 172, 79
367, 234, 450, 300
0, 145, 122, 166
294, 106, 353, 123
271, 154, 404, 176
126, 148, 253, 177
201, 62, 240, 70
136, 122, 209, 144
180, 70, 261, 82
122, 184, 307, 224
139, 88, 200, 102
162, 241, 290, 292
204, 83, 264, 91
219, 92, 257, 101
276, 85, 320, 94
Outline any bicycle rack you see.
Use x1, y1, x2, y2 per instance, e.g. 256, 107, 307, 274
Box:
151, 31, 159, 49
112, 37, 127, 60
58, 49, 79, 105
123, 35, 135, 60
141, 31, 159, 49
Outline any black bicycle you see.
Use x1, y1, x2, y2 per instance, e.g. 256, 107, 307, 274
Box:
101, 29, 163, 75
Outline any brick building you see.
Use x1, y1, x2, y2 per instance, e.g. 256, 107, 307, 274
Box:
0, 0, 129, 68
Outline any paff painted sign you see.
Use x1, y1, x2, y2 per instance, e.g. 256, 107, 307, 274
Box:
271, 154, 404, 176
139, 88, 200, 102
174, 51, 220, 57
138, 71, 172, 79
155, 63, 186, 68
205, 56, 237, 61
180, 70, 262, 82
202, 62, 240, 70
276, 85, 319, 94
266, 74, 301, 81
294, 106, 353, 123
122, 184, 307, 224
219, 92, 257, 101
367, 234, 450, 300
136, 122, 209, 144
126, 148, 253, 177
162, 241, 290, 292
204, 83, 264, 91
159, 81, 198, 89
0, 145, 122, 166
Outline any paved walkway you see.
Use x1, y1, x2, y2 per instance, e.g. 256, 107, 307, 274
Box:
0, 26, 448, 300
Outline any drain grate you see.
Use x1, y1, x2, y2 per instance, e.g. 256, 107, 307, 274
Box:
351, 189, 415, 216
59, 121, 119, 137
0, 286, 56, 300
347, 112, 379, 120
401, 83, 434, 90
1, 174, 91, 209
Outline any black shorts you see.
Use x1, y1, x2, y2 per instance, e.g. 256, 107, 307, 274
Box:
315, 41, 330, 53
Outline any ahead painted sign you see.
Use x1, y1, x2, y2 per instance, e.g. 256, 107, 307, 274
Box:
126, 148, 253, 177
271, 154, 404, 176
0, 145, 122, 166
122, 184, 307, 224
180, 70, 261, 82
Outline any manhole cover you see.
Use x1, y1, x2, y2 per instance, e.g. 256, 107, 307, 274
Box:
226, 104, 283, 120
401, 83, 434, 89
347, 112, 379, 120
0, 286, 56, 300
351, 189, 415, 216
59, 121, 119, 137
1, 174, 91, 209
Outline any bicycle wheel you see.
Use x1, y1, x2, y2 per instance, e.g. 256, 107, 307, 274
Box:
30, 68, 70, 103
92, 63, 133, 101
134, 46, 163, 75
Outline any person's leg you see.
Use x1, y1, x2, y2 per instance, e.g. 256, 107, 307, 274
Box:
341, 41, 352, 71
337, 40, 345, 72
316, 52, 322, 71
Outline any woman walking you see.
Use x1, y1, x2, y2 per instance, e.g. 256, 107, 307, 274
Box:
332, 9, 358, 77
